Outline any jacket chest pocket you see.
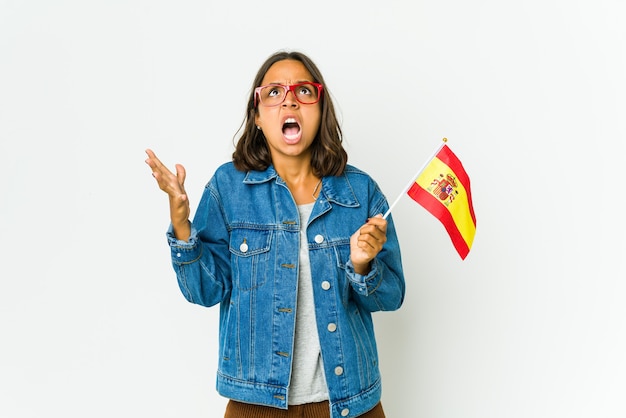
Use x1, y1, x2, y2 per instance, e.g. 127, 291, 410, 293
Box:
229, 229, 272, 290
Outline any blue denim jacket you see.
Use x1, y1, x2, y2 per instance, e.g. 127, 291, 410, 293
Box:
167, 162, 405, 418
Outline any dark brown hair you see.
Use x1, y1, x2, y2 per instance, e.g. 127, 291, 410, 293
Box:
232, 51, 347, 177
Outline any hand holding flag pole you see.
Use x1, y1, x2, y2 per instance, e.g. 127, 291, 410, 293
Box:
382, 137, 477, 260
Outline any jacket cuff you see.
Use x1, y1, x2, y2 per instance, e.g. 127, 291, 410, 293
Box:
166, 224, 202, 264
346, 259, 379, 296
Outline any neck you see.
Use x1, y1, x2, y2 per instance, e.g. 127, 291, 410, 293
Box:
276, 168, 320, 205
272, 153, 319, 204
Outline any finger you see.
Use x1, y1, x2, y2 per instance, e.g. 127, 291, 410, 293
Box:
146, 153, 180, 188
365, 214, 387, 232
357, 237, 376, 253
145, 149, 171, 174
362, 223, 387, 243
175, 163, 187, 186
145, 148, 161, 168
357, 228, 386, 255
357, 227, 379, 246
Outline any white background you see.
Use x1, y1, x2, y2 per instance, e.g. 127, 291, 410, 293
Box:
1, 1, 625, 417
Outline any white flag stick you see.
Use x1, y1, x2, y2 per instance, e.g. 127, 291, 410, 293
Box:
382, 138, 448, 220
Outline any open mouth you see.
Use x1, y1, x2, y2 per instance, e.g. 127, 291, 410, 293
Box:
282, 118, 301, 141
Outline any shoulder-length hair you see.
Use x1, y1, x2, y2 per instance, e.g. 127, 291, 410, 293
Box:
232, 51, 347, 177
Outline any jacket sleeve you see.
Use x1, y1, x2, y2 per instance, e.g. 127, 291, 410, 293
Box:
167, 183, 232, 307
345, 196, 406, 312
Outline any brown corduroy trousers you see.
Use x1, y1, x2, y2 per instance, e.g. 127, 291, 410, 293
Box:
224, 400, 386, 418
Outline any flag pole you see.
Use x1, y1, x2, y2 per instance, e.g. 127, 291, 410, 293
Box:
382, 138, 448, 219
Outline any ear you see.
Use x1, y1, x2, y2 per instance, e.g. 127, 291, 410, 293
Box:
254, 112, 261, 129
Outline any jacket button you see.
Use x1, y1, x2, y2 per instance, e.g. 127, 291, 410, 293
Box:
341, 408, 350, 416
327, 323, 337, 332
321, 281, 331, 290
239, 242, 248, 252
334, 366, 343, 376
314, 234, 324, 243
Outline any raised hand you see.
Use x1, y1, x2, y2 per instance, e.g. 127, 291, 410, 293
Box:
145, 149, 191, 241
349, 214, 388, 275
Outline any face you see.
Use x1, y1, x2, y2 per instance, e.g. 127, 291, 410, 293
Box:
254, 59, 322, 166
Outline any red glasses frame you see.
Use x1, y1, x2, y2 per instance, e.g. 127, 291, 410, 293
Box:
254, 82, 324, 107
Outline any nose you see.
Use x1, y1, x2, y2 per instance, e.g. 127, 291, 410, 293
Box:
282, 88, 298, 107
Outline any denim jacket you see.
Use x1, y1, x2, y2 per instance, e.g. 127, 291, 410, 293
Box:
167, 162, 405, 418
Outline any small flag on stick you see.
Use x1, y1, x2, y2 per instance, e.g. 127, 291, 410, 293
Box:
384, 138, 476, 260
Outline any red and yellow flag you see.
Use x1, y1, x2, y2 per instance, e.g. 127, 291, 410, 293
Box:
407, 144, 476, 259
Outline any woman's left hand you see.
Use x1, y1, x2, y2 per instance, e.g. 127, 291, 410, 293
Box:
350, 214, 387, 275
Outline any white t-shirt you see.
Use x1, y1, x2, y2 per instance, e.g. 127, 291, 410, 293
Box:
288, 202, 329, 405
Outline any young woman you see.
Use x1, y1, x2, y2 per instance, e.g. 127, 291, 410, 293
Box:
145, 50, 405, 418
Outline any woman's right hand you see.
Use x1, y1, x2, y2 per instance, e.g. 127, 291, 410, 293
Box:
145, 148, 191, 241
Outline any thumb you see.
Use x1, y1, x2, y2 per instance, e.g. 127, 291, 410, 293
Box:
175, 164, 187, 186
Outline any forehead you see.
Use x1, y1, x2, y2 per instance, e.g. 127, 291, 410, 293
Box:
261, 59, 314, 85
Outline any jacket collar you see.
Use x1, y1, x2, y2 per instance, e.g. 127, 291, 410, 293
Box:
243, 165, 360, 209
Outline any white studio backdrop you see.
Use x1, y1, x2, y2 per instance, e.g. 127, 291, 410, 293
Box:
1, 1, 625, 417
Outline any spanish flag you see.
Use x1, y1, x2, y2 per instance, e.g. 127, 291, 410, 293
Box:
407, 143, 476, 260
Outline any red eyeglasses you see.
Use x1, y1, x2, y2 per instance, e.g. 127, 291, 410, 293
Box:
254, 82, 323, 107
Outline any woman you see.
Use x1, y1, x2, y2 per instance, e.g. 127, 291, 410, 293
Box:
145, 50, 405, 418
